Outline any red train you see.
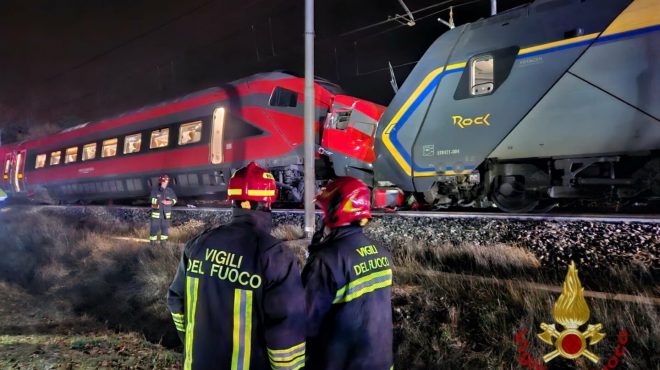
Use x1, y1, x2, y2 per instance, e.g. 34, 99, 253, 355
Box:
0, 72, 385, 204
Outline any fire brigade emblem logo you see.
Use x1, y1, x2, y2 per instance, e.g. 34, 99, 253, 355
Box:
537, 262, 606, 363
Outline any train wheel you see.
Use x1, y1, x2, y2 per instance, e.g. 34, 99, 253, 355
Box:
633, 158, 660, 197
492, 175, 539, 213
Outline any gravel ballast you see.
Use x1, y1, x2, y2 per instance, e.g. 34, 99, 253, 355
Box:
42, 205, 659, 270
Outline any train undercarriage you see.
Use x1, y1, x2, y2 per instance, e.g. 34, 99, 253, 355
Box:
419, 153, 660, 213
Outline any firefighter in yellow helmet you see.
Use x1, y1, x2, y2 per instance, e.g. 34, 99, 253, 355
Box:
149, 174, 177, 246
167, 162, 306, 370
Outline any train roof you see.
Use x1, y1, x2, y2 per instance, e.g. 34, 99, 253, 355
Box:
4, 71, 311, 150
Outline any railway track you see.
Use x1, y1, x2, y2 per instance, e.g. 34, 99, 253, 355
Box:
28, 204, 660, 224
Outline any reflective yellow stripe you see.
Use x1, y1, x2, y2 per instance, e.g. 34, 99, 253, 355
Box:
228, 189, 243, 195
173, 321, 185, 332
149, 235, 158, 241
231, 289, 241, 370
243, 290, 253, 370
184, 277, 200, 370
151, 197, 158, 204
334, 269, 393, 304
268, 342, 305, 355
270, 356, 305, 370
160, 235, 169, 240
151, 213, 160, 218
231, 289, 253, 370
165, 212, 172, 219
246, 189, 275, 196
268, 342, 306, 370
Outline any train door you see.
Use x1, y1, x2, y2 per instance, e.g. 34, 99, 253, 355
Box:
2, 154, 11, 187
10, 150, 26, 193
210, 107, 226, 164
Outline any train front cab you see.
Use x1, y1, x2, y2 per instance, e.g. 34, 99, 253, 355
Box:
321, 95, 385, 186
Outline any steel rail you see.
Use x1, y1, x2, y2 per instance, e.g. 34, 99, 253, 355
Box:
32, 204, 660, 224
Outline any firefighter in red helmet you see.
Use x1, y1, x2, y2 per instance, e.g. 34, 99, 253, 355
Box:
303, 176, 393, 370
150, 174, 177, 246
167, 162, 306, 370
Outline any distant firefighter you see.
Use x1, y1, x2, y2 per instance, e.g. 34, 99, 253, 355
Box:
167, 162, 306, 370
149, 174, 177, 246
304, 176, 393, 370
0, 188, 7, 203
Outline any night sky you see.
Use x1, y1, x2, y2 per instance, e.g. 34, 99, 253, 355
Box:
0, 0, 528, 143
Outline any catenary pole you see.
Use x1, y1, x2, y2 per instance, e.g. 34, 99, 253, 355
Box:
491, 0, 497, 15
304, 0, 316, 239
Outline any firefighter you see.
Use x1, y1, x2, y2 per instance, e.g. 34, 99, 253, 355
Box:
150, 174, 177, 246
0, 188, 7, 204
303, 176, 393, 370
167, 162, 306, 370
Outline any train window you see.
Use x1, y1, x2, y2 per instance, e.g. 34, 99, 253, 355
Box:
470, 55, 494, 96
336, 111, 352, 130
102, 138, 118, 158
269, 87, 298, 107
50, 151, 62, 165
82, 143, 97, 161
65, 147, 78, 164
150, 128, 170, 149
179, 121, 202, 145
36, 154, 46, 169
123, 133, 142, 154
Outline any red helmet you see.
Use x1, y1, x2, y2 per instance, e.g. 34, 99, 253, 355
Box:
316, 177, 371, 228
227, 162, 278, 205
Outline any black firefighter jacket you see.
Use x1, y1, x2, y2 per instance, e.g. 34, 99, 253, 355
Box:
150, 186, 177, 219
167, 208, 306, 370
302, 226, 394, 370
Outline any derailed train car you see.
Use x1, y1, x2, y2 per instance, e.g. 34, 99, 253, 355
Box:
374, 0, 659, 211
0, 72, 384, 204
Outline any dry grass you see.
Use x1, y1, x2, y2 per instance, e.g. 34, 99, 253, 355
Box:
393, 266, 659, 369
0, 210, 657, 369
0, 209, 184, 347
130, 219, 208, 244
0, 280, 180, 369
271, 224, 304, 241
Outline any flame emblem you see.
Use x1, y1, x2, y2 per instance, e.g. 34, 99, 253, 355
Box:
537, 262, 606, 363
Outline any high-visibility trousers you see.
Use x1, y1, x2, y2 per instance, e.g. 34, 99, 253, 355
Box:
149, 210, 171, 242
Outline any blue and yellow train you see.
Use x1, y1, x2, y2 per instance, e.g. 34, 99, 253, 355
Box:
374, 0, 660, 211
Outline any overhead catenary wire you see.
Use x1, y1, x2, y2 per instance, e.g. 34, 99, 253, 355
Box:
349, 0, 482, 76
339, 0, 482, 38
